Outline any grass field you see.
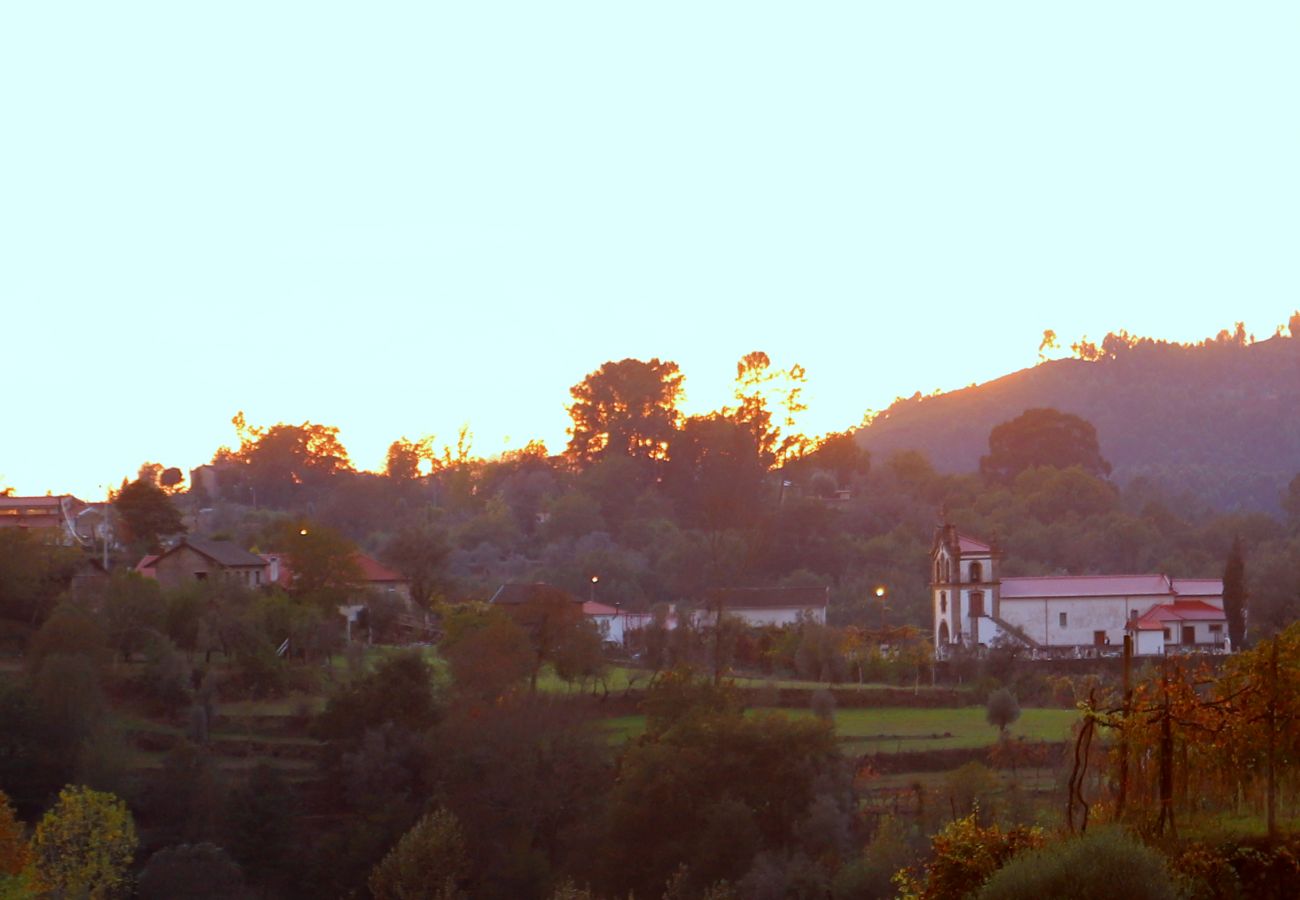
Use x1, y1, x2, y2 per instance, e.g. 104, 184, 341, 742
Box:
599, 706, 1079, 750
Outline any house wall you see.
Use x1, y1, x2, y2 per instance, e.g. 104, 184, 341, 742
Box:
1000, 595, 1166, 647
153, 547, 264, 590
693, 607, 826, 628
1136, 630, 1165, 656
153, 546, 223, 590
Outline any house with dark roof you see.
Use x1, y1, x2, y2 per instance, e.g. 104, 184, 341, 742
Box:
694, 586, 829, 628
147, 537, 268, 590
931, 522, 1227, 658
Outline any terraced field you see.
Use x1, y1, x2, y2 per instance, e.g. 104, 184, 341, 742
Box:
600, 706, 1079, 751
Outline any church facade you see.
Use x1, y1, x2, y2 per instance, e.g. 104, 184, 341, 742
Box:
931, 523, 1228, 657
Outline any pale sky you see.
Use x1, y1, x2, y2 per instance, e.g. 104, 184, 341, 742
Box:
3, 3, 1297, 498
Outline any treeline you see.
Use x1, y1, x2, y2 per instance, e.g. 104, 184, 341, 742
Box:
85, 349, 1300, 638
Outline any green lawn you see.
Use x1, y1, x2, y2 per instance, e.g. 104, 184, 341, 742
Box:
599, 706, 1079, 751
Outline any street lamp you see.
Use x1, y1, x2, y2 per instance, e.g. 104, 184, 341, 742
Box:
590, 575, 599, 603
875, 586, 887, 632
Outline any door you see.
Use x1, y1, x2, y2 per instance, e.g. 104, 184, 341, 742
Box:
1181, 625, 1195, 645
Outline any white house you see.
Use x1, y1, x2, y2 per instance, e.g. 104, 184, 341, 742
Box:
931, 523, 1228, 657
692, 586, 829, 628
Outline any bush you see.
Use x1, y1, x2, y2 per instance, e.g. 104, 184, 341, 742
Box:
138, 843, 248, 900
810, 688, 836, 721
977, 828, 1174, 900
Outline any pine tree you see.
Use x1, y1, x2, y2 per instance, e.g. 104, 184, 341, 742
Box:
1223, 535, 1248, 649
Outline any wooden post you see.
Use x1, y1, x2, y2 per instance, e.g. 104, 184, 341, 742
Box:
1116, 633, 1132, 820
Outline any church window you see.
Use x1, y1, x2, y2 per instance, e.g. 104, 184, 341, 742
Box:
940, 592, 948, 613
969, 561, 983, 583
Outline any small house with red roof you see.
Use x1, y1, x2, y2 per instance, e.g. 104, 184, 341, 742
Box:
932, 522, 1227, 658
260, 551, 411, 602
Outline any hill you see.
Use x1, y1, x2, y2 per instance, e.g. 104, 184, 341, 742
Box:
858, 331, 1300, 513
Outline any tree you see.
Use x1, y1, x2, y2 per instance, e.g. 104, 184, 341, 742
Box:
440, 609, 534, 701
220, 412, 354, 507
665, 414, 767, 531
565, 358, 684, 466
315, 650, 443, 745
1283, 473, 1300, 527
30, 785, 137, 899
384, 523, 452, 608
386, 436, 437, 481
223, 765, 296, 888
137, 843, 247, 900
0, 790, 30, 880
979, 408, 1111, 481
0, 529, 83, 624
510, 586, 588, 691
599, 676, 840, 897
729, 351, 810, 468
266, 520, 364, 605
113, 478, 185, 552
1223, 535, 1248, 649
976, 829, 1174, 900
368, 807, 469, 900
986, 688, 1021, 737
96, 571, 164, 662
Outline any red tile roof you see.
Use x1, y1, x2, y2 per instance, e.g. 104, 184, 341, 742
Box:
356, 554, 403, 583
1001, 574, 1173, 599
261, 551, 409, 589
582, 601, 620, 616
1131, 600, 1226, 630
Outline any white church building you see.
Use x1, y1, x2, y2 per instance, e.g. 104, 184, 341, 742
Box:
931, 523, 1229, 658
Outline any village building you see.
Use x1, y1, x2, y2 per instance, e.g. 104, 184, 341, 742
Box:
692, 586, 830, 628
146, 537, 268, 590
931, 523, 1227, 657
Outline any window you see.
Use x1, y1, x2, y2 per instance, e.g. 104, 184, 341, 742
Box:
1209, 624, 1223, 633
1129, 609, 1139, 620
1059, 612, 1068, 628
939, 592, 948, 614
1163, 628, 1171, 641
969, 561, 983, 583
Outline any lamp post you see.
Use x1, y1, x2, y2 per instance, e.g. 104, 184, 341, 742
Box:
875, 586, 887, 633
590, 575, 599, 604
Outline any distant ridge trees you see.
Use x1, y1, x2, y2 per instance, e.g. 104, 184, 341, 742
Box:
860, 316, 1300, 513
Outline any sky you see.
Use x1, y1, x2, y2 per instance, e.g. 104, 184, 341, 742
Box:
3, 3, 1297, 499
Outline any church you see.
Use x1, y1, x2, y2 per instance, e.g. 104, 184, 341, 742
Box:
931, 523, 1228, 657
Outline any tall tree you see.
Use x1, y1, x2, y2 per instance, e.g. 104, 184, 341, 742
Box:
1223, 535, 1248, 649
665, 414, 766, 531
565, 358, 684, 467
979, 407, 1112, 481
219, 412, 354, 507
383, 523, 451, 608
385, 436, 437, 481
730, 351, 809, 468
114, 478, 185, 552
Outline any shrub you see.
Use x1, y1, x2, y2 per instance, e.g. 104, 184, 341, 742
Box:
895, 813, 1043, 900
810, 688, 836, 721
976, 828, 1173, 900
